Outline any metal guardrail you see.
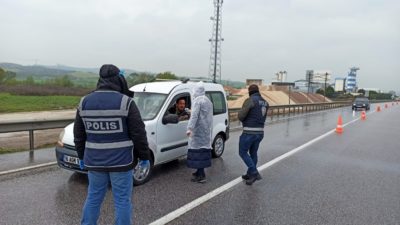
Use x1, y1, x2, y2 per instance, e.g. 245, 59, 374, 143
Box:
0, 118, 74, 150
0, 100, 395, 151
229, 101, 351, 119
228, 101, 352, 129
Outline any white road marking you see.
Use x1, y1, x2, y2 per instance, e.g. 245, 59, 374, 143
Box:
0, 161, 57, 176
149, 112, 375, 225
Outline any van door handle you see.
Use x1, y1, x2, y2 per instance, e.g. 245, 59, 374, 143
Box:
151, 132, 155, 135
225, 119, 228, 125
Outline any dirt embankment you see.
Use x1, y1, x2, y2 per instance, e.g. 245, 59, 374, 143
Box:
228, 85, 331, 108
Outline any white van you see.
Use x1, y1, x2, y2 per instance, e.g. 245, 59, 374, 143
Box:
55, 80, 230, 185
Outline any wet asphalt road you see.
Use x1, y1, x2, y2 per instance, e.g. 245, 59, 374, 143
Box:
171, 106, 400, 225
0, 104, 399, 225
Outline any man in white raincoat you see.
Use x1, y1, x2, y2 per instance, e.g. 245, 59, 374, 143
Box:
186, 82, 213, 183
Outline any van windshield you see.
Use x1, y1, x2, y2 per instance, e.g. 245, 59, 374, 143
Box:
133, 92, 167, 120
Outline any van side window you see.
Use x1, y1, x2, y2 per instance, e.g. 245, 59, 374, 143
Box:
206, 91, 226, 115
165, 93, 191, 122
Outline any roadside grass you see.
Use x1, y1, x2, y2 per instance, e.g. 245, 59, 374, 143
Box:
0, 143, 56, 154
0, 147, 27, 154
0, 93, 80, 113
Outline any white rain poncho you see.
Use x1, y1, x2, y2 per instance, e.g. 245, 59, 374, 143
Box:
187, 82, 213, 149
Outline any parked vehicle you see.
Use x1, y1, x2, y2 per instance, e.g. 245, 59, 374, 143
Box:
352, 97, 370, 111
55, 80, 229, 185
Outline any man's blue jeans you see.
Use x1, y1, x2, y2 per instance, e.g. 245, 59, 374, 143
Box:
81, 170, 133, 225
239, 133, 264, 175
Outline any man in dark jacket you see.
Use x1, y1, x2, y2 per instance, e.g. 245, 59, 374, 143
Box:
168, 98, 190, 121
74, 64, 151, 225
238, 84, 268, 185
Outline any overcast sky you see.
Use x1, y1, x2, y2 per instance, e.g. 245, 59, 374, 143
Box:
1, 0, 399, 91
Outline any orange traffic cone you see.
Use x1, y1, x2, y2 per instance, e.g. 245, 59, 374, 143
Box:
361, 111, 366, 120
377, 105, 381, 112
336, 115, 343, 134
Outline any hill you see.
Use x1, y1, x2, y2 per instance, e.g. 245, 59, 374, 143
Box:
0, 63, 72, 78
0, 62, 246, 88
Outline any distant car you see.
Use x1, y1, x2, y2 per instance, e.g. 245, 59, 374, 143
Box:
352, 97, 370, 111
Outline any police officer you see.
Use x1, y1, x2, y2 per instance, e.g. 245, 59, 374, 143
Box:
74, 64, 151, 225
238, 84, 269, 185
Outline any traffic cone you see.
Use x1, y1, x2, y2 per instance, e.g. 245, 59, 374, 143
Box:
361, 111, 366, 120
336, 115, 343, 134
377, 105, 381, 112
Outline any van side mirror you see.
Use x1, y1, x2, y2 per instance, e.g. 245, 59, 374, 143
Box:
162, 114, 179, 124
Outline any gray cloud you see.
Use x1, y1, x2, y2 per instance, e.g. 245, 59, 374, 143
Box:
0, 0, 399, 91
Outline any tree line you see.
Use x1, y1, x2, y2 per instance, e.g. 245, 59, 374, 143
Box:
0, 67, 74, 87
1, 67, 181, 88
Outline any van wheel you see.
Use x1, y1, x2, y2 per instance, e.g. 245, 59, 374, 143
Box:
133, 158, 154, 186
212, 134, 225, 158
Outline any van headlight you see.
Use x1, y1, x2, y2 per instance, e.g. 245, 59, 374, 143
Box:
363, 104, 366, 106
57, 129, 65, 147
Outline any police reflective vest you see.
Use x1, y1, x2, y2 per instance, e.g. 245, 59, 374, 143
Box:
242, 93, 268, 133
78, 90, 134, 169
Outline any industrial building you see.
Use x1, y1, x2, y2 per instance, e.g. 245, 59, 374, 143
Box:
345, 67, 360, 92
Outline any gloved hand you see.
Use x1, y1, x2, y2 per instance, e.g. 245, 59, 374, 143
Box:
79, 160, 85, 170
138, 160, 150, 174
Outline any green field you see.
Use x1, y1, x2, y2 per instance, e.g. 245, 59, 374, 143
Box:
0, 93, 81, 113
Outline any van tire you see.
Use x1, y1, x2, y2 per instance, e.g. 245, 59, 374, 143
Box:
133, 157, 154, 186
212, 134, 225, 158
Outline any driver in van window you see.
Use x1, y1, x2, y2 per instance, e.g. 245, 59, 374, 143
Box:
168, 97, 190, 121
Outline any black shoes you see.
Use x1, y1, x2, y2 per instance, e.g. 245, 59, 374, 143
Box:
241, 173, 262, 180
191, 175, 206, 183
242, 173, 262, 185
241, 174, 250, 180
245, 175, 257, 185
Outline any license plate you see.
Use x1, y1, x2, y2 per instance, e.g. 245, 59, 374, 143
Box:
63, 155, 80, 165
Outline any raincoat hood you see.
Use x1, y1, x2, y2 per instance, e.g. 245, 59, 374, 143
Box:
96, 64, 133, 97
193, 82, 205, 98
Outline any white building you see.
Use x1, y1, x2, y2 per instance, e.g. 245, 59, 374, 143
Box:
334, 78, 346, 92
306, 70, 332, 84
274, 71, 287, 83
294, 79, 321, 93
